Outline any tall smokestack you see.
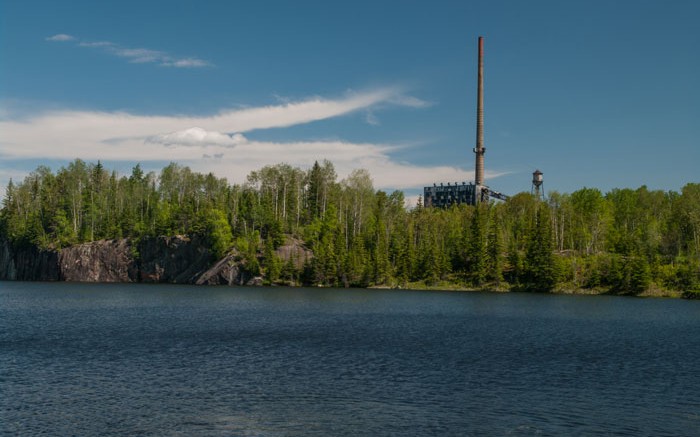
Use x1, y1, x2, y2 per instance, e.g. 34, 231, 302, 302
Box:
474, 36, 485, 186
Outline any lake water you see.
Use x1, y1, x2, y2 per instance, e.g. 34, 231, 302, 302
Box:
1, 282, 699, 436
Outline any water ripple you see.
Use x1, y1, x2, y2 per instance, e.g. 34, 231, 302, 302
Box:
1, 283, 699, 436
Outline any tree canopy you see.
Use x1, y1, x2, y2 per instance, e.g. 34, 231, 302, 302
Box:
1, 159, 699, 296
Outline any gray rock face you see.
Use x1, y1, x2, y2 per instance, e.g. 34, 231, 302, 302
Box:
0, 239, 59, 281
0, 234, 303, 286
1, 236, 215, 284
138, 235, 212, 283
275, 237, 312, 269
59, 239, 137, 282
195, 251, 253, 286
0, 239, 16, 280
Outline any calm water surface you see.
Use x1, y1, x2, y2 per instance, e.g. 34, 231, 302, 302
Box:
1, 282, 699, 436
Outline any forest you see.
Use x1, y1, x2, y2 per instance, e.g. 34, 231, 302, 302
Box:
1, 159, 699, 297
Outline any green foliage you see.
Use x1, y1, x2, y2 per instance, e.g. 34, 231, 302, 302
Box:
600, 251, 652, 294
570, 187, 609, 254
505, 241, 523, 287
244, 231, 261, 277
487, 209, 504, 284
263, 237, 281, 284
204, 208, 233, 259
280, 255, 299, 286
523, 203, 558, 291
2, 159, 700, 295
628, 255, 652, 293
467, 204, 488, 285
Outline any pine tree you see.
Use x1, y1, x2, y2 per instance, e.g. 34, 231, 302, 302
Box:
506, 239, 523, 287
263, 237, 281, 284
487, 210, 503, 285
524, 203, 558, 291
372, 192, 391, 285
628, 254, 651, 293
468, 205, 488, 286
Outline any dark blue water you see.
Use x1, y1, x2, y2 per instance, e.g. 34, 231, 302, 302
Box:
1, 283, 699, 436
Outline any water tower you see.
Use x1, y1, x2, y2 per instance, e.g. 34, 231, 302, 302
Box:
531, 169, 544, 200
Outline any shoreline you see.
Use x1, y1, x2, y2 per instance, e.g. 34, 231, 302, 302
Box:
368, 282, 686, 299
0, 277, 692, 299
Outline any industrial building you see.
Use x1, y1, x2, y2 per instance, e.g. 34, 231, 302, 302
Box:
424, 182, 488, 208
424, 36, 508, 207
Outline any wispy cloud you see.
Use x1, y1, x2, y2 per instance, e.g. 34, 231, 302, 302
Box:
0, 89, 406, 153
0, 89, 505, 191
78, 41, 115, 48
46, 34, 212, 68
365, 110, 380, 126
162, 58, 210, 68
113, 48, 164, 63
46, 34, 75, 42
388, 95, 433, 108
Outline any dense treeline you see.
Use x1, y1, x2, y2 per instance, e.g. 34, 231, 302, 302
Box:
1, 159, 699, 296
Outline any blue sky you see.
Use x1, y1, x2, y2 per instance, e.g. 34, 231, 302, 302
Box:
1, 0, 698, 204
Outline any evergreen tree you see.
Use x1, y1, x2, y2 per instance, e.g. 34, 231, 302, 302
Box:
307, 161, 323, 220
523, 203, 558, 291
487, 209, 503, 285
245, 231, 261, 277
263, 237, 281, 284
468, 205, 488, 285
628, 254, 651, 293
506, 240, 523, 287
280, 254, 299, 286
372, 192, 391, 285
347, 234, 369, 286
3, 159, 700, 294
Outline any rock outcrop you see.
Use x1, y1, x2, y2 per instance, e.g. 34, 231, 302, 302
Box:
59, 239, 137, 282
0, 234, 309, 286
275, 237, 312, 269
138, 235, 212, 283
0, 239, 60, 281
195, 251, 254, 286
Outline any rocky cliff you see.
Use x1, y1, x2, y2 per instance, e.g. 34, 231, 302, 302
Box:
59, 239, 138, 282
1, 236, 230, 284
195, 251, 256, 286
138, 235, 213, 283
0, 239, 60, 281
0, 235, 312, 285
275, 236, 313, 269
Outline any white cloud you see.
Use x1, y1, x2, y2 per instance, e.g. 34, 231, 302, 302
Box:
186, 138, 507, 190
403, 194, 422, 209
78, 41, 115, 48
388, 95, 433, 108
365, 110, 380, 126
46, 34, 211, 68
114, 48, 164, 63
0, 90, 505, 191
46, 34, 74, 42
148, 127, 247, 147
162, 58, 210, 68
0, 89, 414, 157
